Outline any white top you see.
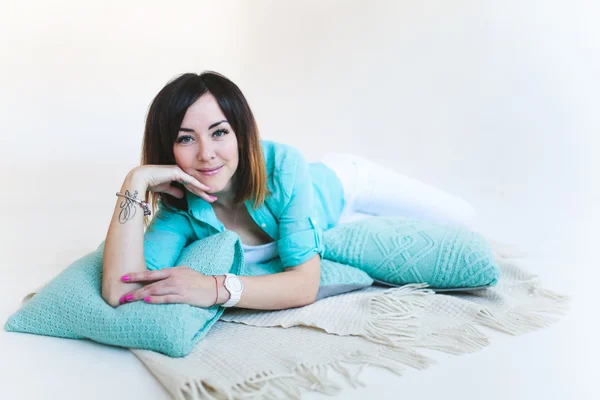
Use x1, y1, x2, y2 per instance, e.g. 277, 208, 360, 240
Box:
241, 241, 279, 264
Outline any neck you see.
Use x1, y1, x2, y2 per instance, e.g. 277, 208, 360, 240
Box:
212, 186, 238, 210
212, 174, 240, 210
213, 196, 239, 210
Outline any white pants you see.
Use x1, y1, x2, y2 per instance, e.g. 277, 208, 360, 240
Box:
320, 153, 478, 230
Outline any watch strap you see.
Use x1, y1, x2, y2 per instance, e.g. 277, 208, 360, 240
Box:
221, 273, 242, 308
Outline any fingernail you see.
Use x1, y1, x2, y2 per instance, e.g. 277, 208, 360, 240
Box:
119, 296, 126, 304
144, 296, 151, 302
121, 275, 130, 281
210, 196, 217, 201
125, 294, 134, 301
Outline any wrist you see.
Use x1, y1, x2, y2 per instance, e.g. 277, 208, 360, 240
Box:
125, 167, 148, 190
216, 275, 231, 305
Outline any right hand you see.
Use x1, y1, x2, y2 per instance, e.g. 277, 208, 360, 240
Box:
130, 165, 215, 203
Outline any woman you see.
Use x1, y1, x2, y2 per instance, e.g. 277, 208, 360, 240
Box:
101, 71, 476, 310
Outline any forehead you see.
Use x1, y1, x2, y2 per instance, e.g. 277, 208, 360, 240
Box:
181, 93, 226, 126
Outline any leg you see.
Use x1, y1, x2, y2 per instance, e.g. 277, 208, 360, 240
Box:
320, 152, 371, 225
321, 152, 478, 229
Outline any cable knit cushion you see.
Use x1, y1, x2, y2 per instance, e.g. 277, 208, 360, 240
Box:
324, 217, 500, 288
4, 232, 245, 357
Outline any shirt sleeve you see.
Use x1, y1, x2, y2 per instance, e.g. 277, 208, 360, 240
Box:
276, 148, 325, 267
143, 202, 196, 271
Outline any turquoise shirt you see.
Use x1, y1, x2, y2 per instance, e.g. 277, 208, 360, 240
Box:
143, 140, 345, 270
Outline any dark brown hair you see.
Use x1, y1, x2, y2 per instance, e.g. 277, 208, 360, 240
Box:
141, 71, 269, 227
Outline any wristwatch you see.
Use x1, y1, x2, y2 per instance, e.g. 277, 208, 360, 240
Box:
221, 273, 244, 308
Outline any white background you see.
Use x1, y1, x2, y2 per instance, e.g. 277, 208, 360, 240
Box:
0, 1, 597, 399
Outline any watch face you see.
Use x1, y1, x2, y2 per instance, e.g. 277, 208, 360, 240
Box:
226, 276, 243, 292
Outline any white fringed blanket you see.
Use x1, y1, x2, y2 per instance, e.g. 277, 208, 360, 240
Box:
131, 240, 569, 399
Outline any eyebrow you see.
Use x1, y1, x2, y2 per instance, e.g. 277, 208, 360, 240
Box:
179, 120, 228, 133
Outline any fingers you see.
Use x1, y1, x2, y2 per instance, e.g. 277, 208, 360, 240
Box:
140, 295, 184, 304
119, 284, 182, 304
121, 269, 169, 283
176, 174, 216, 203
185, 184, 217, 203
176, 173, 210, 192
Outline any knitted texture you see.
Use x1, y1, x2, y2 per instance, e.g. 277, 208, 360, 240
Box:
5, 217, 498, 358
324, 217, 500, 288
4, 232, 245, 357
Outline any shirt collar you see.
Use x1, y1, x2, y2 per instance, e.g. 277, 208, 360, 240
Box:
185, 190, 222, 230
186, 190, 255, 232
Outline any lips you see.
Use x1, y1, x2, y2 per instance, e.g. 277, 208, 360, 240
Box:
198, 166, 222, 172
197, 165, 224, 176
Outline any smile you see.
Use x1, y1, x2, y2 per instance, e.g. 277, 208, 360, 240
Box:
198, 166, 224, 176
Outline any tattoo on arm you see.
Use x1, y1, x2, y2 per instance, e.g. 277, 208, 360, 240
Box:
118, 189, 138, 224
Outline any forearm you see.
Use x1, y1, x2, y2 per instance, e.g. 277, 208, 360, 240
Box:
101, 170, 148, 307
217, 269, 319, 311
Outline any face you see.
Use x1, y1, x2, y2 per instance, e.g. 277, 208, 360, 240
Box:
174, 93, 239, 197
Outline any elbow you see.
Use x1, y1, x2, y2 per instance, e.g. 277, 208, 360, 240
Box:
300, 296, 317, 307
101, 264, 147, 308
101, 287, 122, 309
106, 300, 121, 309
296, 283, 319, 307
101, 278, 124, 309
298, 294, 317, 307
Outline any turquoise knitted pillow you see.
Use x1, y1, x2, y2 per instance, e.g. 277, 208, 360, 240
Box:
5, 217, 493, 357
4, 229, 372, 357
4, 231, 245, 358
317, 260, 374, 299
323, 217, 500, 288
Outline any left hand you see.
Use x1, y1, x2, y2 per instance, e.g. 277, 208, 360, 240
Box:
119, 266, 219, 308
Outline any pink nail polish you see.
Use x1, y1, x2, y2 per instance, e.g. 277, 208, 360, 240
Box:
119, 297, 125, 304
121, 275, 130, 281
144, 296, 151, 302
125, 294, 133, 301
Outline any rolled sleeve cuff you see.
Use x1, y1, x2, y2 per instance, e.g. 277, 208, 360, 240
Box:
277, 220, 325, 267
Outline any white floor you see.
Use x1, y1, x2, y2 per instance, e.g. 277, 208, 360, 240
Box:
0, 165, 595, 399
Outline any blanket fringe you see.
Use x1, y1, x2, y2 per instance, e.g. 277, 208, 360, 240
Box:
476, 305, 564, 336
499, 279, 570, 318
521, 279, 570, 311
420, 323, 490, 355
361, 283, 433, 347
163, 241, 569, 400
173, 347, 436, 400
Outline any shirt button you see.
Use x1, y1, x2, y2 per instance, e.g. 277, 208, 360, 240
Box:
261, 223, 267, 228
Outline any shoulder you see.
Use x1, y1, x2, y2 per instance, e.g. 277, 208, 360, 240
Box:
260, 140, 307, 201
260, 140, 304, 170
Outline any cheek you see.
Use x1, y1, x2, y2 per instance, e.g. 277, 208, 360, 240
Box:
173, 147, 193, 167
226, 140, 239, 164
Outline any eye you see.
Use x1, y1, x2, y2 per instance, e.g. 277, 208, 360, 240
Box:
212, 128, 229, 138
176, 135, 194, 144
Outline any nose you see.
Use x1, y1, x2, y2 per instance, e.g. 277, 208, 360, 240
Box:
197, 140, 216, 162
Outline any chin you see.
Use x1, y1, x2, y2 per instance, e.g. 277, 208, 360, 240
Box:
207, 181, 228, 194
